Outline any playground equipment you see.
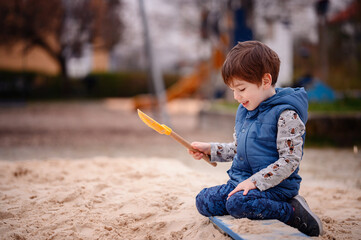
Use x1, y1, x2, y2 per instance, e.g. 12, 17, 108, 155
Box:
132, 46, 225, 110
132, 1, 252, 110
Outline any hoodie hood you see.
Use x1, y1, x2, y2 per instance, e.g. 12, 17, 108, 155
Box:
258, 87, 309, 124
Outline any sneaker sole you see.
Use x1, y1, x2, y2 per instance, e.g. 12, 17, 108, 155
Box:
294, 195, 324, 236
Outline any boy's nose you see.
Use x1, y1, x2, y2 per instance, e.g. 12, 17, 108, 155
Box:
234, 91, 241, 101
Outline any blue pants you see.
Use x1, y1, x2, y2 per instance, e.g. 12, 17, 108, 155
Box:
195, 183, 293, 223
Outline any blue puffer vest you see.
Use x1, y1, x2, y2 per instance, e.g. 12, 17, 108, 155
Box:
227, 87, 308, 199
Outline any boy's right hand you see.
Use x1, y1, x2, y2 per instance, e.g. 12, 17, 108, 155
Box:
188, 142, 211, 160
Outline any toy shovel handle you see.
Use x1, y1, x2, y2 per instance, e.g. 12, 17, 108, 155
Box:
170, 131, 217, 167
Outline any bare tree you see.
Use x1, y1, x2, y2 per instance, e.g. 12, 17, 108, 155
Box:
0, 0, 123, 78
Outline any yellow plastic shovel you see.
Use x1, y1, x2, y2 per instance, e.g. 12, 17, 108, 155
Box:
137, 109, 217, 167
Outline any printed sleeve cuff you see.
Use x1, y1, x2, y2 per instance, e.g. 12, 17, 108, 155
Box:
250, 175, 267, 191
210, 143, 220, 162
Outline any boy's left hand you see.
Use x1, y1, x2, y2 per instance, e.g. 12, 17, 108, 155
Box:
227, 179, 256, 199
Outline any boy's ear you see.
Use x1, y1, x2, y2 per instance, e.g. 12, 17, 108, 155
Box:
262, 73, 273, 88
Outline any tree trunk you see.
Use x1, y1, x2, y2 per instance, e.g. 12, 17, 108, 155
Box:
32, 38, 70, 96
58, 55, 70, 96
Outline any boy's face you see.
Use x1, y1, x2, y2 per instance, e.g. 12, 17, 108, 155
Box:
229, 76, 274, 111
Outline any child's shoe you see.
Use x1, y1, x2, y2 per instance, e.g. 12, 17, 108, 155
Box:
287, 195, 323, 236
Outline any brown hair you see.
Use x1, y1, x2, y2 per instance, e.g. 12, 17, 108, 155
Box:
221, 41, 280, 86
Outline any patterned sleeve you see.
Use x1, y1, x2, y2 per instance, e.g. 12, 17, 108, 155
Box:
250, 110, 305, 191
209, 131, 237, 162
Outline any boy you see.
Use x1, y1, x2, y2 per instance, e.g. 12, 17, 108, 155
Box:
189, 41, 323, 236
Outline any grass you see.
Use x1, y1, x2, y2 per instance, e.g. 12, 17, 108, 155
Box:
210, 98, 361, 114
308, 98, 361, 113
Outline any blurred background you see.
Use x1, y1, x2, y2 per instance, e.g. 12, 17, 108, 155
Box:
0, 0, 360, 160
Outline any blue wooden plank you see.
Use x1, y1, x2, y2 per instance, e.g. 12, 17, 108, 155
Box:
209, 216, 309, 240
209, 216, 245, 240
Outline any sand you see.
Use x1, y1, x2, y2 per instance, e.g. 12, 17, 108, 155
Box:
0, 157, 230, 240
1, 100, 361, 239
1, 154, 361, 240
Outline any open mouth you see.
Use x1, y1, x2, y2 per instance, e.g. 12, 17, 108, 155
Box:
242, 101, 249, 107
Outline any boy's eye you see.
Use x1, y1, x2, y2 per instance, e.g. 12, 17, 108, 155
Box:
238, 88, 245, 92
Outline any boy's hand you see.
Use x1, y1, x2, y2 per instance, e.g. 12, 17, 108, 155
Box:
227, 179, 256, 199
188, 142, 211, 160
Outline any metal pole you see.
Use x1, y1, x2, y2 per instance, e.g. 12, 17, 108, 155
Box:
138, 0, 170, 125
315, 0, 329, 84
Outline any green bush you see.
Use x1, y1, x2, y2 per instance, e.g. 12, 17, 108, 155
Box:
0, 69, 179, 99
88, 72, 178, 98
